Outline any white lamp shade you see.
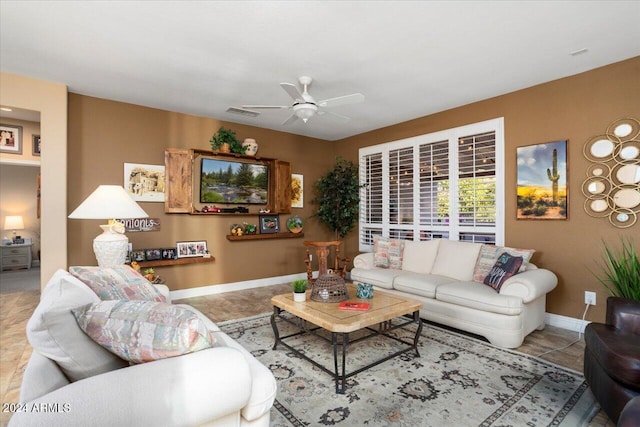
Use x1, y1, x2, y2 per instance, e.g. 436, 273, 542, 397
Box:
4, 215, 24, 230
69, 185, 148, 219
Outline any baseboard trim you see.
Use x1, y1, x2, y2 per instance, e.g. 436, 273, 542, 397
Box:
545, 312, 591, 333
169, 272, 308, 300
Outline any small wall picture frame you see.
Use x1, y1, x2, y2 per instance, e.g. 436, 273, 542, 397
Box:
259, 214, 280, 234
32, 135, 41, 156
177, 240, 208, 258
131, 250, 146, 262
144, 248, 162, 261
0, 124, 23, 154
161, 248, 176, 260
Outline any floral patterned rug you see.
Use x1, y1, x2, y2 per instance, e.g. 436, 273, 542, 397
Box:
219, 313, 598, 426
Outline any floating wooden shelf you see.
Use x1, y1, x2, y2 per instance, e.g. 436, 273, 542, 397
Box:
226, 232, 304, 241
135, 256, 215, 268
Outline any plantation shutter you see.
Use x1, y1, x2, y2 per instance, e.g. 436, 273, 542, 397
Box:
359, 152, 383, 247
418, 140, 450, 240
389, 146, 414, 240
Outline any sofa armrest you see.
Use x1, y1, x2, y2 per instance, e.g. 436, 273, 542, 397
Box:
353, 252, 374, 269
607, 297, 640, 335
154, 284, 171, 303
9, 347, 252, 427
499, 269, 558, 303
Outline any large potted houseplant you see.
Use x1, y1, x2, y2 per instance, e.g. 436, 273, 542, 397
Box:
210, 126, 247, 154
312, 157, 361, 239
594, 237, 640, 301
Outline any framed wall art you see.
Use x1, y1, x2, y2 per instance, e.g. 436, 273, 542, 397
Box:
124, 163, 166, 202
259, 214, 280, 234
0, 124, 22, 154
177, 240, 208, 258
32, 135, 41, 156
517, 140, 568, 220
291, 173, 304, 208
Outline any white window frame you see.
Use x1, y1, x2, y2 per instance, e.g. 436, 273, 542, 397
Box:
359, 118, 504, 251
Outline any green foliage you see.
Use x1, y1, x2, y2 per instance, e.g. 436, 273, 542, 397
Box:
313, 157, 361, 239
593, 237, 640, 301
292, 279, 308, 293
209, 126, 247, 154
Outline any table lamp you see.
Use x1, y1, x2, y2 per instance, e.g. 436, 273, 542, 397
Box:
3, 215, 24, 243
68, 185, 148, 266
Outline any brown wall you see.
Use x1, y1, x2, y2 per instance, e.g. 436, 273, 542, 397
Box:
69, 57, 639, 321
67, 95, 336, 289
335, 56, 640, 322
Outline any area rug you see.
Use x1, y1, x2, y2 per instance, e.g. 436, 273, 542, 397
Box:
219, 313, 599, 426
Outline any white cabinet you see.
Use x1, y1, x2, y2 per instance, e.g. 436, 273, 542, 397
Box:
1, 244, 33, 271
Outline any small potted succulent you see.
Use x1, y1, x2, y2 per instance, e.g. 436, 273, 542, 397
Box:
292, 279, 308, 302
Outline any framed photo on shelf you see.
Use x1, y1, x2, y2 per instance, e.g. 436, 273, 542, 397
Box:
516, 140, 568, 220
176, 240, 208, 258
161, 248, 176, 260
144, 248, 162, 261
32, 135, 41, 156
0, 124, 23, 154
259, 214, 280, 234
131, 250, 146, 262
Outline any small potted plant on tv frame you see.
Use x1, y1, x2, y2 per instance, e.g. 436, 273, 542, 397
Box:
593, 237, 640, 302
210, 126, 247, 155
292, 279, 308, 302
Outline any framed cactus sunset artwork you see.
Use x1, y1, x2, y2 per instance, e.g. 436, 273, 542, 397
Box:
516, 140, 568, 220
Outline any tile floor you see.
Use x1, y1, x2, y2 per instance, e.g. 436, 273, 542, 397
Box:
0, 281, 614, 426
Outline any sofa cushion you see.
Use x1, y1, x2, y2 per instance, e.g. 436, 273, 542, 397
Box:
393, 272, 457, 298
402, 239, 441, 274
70, 265, 167, 302
483, 252, 524, 292
430, 240, 483, 281
26, 269, 128, 382
373, 236, 405, 269
473, 245, 535, 282
73, 300, 215, 364
349, 267, 401, 289
435, 281, 523, 315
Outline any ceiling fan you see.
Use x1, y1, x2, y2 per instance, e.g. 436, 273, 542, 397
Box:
241, 76, 364, 125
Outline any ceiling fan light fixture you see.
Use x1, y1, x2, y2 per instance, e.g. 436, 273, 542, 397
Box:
293, 103, 318, 123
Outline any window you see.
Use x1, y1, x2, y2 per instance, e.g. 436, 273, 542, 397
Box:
359, 118, 504, 251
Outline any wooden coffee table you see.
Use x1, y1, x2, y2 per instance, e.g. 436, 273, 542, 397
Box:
270, 283, 423, 393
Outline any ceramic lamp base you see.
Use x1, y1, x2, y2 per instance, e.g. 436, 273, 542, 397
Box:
93, 225, 129, 266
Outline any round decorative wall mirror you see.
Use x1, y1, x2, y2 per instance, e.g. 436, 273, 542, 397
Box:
582, 117, 640, 228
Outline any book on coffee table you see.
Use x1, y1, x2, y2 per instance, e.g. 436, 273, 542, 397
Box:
338, 301, 370, 311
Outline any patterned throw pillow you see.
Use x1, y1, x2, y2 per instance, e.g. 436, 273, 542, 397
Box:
483, 252, 524, 292
70, 265, 166, 302
373, 236, 405, 269
72, 300, 215, 363
473, 245, 535, 282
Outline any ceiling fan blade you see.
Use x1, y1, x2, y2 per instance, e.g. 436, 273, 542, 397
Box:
318, 93, 364, 108
282, 114, 299, 125
242, 105, 291, 109
319, 110, 351, 123
280, 83, 304, 102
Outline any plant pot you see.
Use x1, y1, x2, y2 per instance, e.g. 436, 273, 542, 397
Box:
219, 142, 231, 153
242, 138, 258, 156
293, 292, 306, 302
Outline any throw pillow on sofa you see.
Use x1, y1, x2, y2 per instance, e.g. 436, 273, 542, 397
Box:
27, 269, 129, 382
73, 300, 216, 364
483, 252, 524, 291
70, 265, 166, 302
473, 245, 535, 282
373, 236, 405, 269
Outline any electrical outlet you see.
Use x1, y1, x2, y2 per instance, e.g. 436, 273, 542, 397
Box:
309, 254, 313, 262
585, 291, 596, 306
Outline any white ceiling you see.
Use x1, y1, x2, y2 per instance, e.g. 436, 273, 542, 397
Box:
1, 1, 639, 141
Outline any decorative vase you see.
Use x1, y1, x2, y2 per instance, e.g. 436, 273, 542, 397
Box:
293, 292, 306, 302
242, 138, 258, 156
287, 216, 303, 233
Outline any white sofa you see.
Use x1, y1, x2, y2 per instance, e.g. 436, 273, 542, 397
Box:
351, 239, 558, 348
9, 269, 277, 427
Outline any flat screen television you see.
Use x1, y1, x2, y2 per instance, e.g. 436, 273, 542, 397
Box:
199, 157, 269, 204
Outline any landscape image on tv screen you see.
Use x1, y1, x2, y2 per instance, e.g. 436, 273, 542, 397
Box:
200, 158, 269, 204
